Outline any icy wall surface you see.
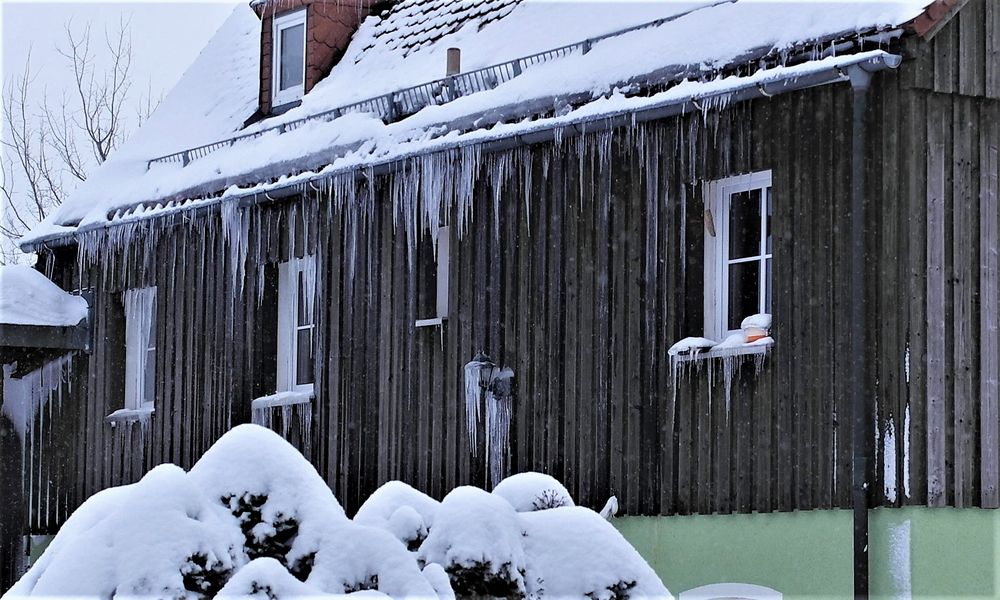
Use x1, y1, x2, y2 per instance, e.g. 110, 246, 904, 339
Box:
6, 424, 671, 599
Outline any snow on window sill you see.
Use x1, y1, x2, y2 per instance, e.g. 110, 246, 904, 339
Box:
251, 390, 314, 410
669, 337, 774, 364
106, 403, 154, 424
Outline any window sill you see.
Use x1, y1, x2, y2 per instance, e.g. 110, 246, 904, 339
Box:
106, 404, 154, 424
251, 390, 313, 410
415, 317, 445, 328
670, 337, 774, 364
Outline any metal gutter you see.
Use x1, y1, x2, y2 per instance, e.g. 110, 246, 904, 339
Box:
20, 52, 901, 253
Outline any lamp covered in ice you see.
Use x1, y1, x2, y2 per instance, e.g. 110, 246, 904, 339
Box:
463, 352, 514, 487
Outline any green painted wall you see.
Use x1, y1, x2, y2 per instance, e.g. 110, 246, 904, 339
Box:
615, 507, 999, 599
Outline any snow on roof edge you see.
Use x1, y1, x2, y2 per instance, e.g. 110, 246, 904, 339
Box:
0, 265, 89, 327
19, 50, 900, 253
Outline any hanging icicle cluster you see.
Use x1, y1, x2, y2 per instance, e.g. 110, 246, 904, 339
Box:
463, 354, 515, 488
251, 396, 313, 459
1, 354, 74, 443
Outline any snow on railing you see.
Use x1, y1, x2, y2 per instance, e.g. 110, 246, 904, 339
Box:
145, 0, 736, 169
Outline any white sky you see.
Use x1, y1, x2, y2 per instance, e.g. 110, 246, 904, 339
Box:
0, 1, 240, 259
2, 1, 239, 107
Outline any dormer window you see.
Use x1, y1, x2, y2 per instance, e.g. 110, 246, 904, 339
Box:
272, 9, 306, 107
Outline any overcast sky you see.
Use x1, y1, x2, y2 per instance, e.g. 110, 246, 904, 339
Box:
2, 2, 238, 107
0, 1, 240, 260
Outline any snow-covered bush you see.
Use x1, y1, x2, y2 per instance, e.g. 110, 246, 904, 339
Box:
7, 464, 243, 598
419, 486, 530, 598
522, 507, 668, 599
7, 424, 670, 599
188, 423, 347, 580
354, 481, 440, 550
492, 471, 575, 512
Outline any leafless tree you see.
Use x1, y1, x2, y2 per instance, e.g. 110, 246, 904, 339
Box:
1, 16, 157, 263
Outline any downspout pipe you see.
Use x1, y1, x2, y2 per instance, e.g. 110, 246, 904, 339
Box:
847, 63, 872, 599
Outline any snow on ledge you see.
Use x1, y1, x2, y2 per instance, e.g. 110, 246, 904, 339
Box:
672, 336, 774, 364
250, 390, 313, 410
105, 403, 155, 424
0, 265, 88, 327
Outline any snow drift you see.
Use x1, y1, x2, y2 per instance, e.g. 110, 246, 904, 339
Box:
5, 424, 670, 599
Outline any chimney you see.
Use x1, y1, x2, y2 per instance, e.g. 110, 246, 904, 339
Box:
446, 48, 461, 76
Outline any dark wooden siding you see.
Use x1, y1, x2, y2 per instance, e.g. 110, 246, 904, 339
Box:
902, 0, 1000, 100
15, 37, 1000, 530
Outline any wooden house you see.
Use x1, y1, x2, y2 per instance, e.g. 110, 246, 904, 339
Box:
3, 0, 999, 595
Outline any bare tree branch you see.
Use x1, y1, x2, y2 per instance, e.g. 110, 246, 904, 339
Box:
1, 14, 156, 263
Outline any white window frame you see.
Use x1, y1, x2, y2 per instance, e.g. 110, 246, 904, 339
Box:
271, 9, 307, 107
704, 170, 772, 340
415, 226, 450, 327
123, 287, 156, 411
278, 256, 316, 393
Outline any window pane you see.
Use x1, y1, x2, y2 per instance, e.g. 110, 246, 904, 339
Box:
728, 261, 760, 331
296, 328, 314, 385
149, 295, 157, 341
729, 189, 762, 259
765, 187, 773, 255
144, 348, 156, 406
297, 271, 310, 325
279, 23, 304, 91
765, 257, 773, 314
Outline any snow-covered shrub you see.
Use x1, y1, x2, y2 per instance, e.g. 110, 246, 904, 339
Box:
418, 486, 530, 598
216, 557, 317, 599
304, 521, 437, 597
188, 424, 347, 578
521, 506, 669, 599
8, 425, 671, 599
421, 563, 455, 600
492, 471, 575, 512
354, 481, 440, 550
7, 464, 243, 598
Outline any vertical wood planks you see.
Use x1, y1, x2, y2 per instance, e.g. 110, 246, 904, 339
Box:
981, 113, 1000, 508
926, 99, 948, 507
952, 97, 978, 507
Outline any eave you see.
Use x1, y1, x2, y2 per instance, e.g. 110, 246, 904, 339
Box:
19, 51, 903, 254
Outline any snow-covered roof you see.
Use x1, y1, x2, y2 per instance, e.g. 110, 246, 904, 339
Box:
24, 0, 934, 247
0, 265, 88, 327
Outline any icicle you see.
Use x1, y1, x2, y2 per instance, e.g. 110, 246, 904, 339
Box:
721, 355, 735, 416
488, 151, 513, 239
522, 148, 533, 234
281, 404, 292, 438
2, 354, 74, 444
486, 369, 513, 488
300, 403, 312, 459
463, 360, 484, 457
221, 201, 250, 295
